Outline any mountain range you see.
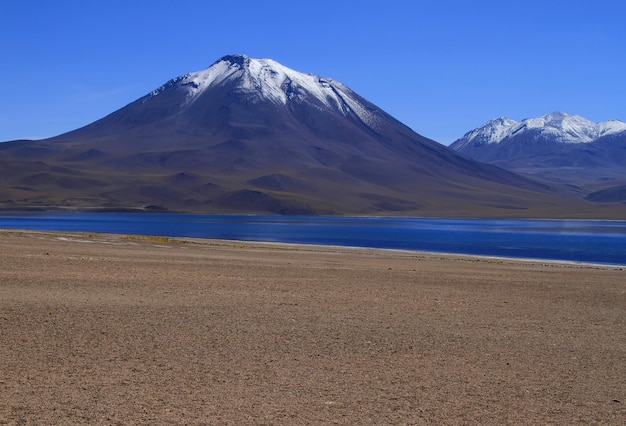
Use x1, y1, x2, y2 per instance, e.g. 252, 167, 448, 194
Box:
450, 112, 626, 201
0, 55, 623, 217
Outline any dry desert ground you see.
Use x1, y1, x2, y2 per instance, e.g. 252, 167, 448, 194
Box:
1, 230, 625, 424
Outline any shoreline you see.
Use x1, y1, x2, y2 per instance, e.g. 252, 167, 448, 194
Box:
2, 227, 625, 269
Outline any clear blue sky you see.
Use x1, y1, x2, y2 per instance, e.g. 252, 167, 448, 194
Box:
1, 0, 624, 145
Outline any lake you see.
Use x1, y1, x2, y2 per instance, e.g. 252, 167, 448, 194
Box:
0, 212, 625, 265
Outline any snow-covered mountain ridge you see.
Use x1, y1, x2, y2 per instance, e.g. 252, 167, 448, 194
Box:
449, 112, 626, 195
453, 112, 626, 148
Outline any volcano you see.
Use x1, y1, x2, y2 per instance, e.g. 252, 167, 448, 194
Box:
0, 55, 609, 216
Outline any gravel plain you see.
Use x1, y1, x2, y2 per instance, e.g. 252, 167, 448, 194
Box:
1, 230, 625, 424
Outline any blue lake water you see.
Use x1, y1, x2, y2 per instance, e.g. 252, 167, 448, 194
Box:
1, 212, 625, 265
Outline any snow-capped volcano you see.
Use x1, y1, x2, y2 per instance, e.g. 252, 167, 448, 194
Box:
452, 112, 626, 149
0, 55, 594, 215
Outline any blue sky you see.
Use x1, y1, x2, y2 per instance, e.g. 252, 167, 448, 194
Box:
1, 0, 624, 145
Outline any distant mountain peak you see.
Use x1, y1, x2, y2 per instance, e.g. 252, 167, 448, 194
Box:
455, 116, 519, 147
453, 112, 626, 149
450, 112, 626, 192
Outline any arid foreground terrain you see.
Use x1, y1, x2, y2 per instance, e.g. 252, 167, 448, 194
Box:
1, 230, 624, 424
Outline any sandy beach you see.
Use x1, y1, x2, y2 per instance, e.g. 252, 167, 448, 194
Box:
1, 229, 624, 424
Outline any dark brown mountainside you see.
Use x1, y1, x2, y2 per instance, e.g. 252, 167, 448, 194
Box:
0, 55, 620, 217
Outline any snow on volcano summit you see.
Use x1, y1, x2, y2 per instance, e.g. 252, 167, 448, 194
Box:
145, 54, 383, 129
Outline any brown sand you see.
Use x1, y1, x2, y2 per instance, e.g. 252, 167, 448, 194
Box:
1, 229, 624, 424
